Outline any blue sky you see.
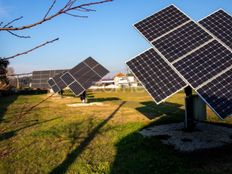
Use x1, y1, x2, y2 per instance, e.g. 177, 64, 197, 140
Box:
1, 0, 232, 77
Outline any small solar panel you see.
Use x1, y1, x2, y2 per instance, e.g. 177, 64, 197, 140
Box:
134, 5, 190, 42
197, 68, 232, 119
93, 64, 110, 78
69, 82, 85, 96
126, 48, 187, 103
199, 10, 232, 49
53, 72, 67, 90
51, 84, 60, 93
61, 72, 75, 85
152, 21, 213, 63
48, 79, 55, 87
83, 57, 99, 68
173, 40, 232, 88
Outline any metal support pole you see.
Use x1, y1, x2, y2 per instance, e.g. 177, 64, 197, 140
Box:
184, 86, 195, 131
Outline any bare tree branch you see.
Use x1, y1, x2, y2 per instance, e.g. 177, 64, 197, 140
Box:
7, 30, 30, 39
43, 0, 57, 19
1, 38, 59, 60
3, 16, 23, 28
65, 12, 88, 18
0, 0, 112, 31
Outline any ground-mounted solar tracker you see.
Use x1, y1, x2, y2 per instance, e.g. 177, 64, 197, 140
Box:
126, 48, 187, 103
199, 10, 232, 50
48, 57, 109, 96
31, 69, 67, 89
130, 5, 232, 119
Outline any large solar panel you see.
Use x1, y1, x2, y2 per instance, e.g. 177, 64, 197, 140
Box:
199, 10, 232, 49
173, 40, 232, 88
197, 68, 232, 119
31, 69, 67, 89
152, 21, 213, 63
49, 57, 109, 96
126, 48, 187, 103
134, 5, 190, 42
130, 5, 232, 118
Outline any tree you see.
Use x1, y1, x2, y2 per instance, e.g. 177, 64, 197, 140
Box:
0, 0, 112, 87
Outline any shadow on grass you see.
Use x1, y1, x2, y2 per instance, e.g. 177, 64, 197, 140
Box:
0, 95, 18, 123
88, 97, 120, 103
136, 101, 184, 121
49, 101, 127, 174
0, 117, 61, 141
110, 116, 232, 174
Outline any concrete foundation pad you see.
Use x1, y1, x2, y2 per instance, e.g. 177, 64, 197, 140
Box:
140, 122, 232, 152
67, 102, 104, 107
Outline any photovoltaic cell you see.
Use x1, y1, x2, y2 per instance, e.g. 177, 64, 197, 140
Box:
199, 10, 232, 49
126, 48, 187, 103
152, 21, 213, 62
173, 40, 232, 88
197, 68, 232, 118
134, 5, 190, 42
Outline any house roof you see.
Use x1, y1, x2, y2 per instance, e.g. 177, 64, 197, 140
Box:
114, 72, 125, 77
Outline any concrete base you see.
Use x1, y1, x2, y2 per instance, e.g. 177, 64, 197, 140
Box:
140, 123, 232, 152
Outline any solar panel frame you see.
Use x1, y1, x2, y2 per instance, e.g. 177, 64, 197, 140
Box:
132, 5, 232, 119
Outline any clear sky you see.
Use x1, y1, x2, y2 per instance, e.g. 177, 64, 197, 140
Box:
1, 0, 232, 77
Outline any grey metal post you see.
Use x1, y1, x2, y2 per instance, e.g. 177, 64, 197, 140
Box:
184, 86, 196, 131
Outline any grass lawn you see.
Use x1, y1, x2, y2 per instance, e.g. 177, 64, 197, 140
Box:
0, 88, 232, 174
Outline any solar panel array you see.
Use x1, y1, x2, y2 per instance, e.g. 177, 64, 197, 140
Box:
128, 5, 232, 119
32, 69, 67, 89
49, 57, 109, 96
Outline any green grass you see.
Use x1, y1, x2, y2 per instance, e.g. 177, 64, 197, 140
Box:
0, 88, 232, 174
